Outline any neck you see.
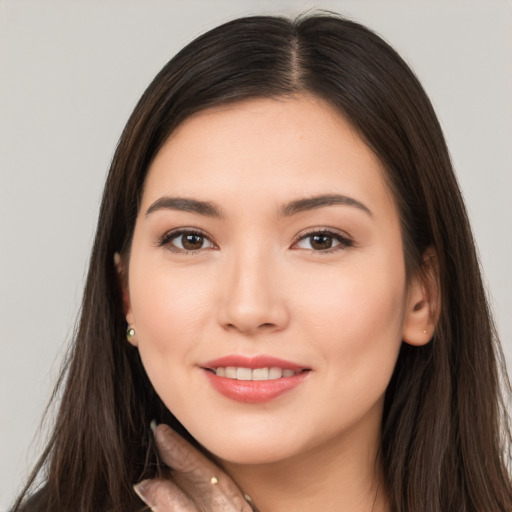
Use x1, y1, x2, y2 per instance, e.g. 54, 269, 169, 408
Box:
220, 412, 390, 512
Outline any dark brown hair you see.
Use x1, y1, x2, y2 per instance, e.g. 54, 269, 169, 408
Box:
13, 12, 511, 512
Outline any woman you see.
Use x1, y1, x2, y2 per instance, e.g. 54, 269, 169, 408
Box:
12, 12, 511, 512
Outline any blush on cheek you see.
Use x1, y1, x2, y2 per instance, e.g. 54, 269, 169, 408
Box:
136, 340, 188, 410
313, 277, 405, 363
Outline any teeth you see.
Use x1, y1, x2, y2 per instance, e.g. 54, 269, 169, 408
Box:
236, 367, 252, 381
214, 367, 299, 381
269, 367, 282, 379
252, 368, 269, 381
225, 367, 237, 379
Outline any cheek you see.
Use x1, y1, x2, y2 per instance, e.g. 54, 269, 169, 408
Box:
128, 264, 220, 420
128, 260, 215, 375
289, 258, 406, 440
298, 255, 406, 378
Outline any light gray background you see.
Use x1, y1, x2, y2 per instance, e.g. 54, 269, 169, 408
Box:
1, 0, 511, 508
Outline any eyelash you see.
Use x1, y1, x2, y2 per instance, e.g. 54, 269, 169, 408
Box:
157, 228, 354, 254
157, 229, 217, 254
291, 229, 354, 253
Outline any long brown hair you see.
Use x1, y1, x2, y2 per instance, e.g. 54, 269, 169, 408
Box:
13, 12, 511, 512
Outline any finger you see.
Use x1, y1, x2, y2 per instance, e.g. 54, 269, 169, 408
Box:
171, 471, 253, 512
153, 424, 256, 510
153, 424, 216, 476
153, 424, 234, 492
134, 478, 198, 512
135, 473, 256, 512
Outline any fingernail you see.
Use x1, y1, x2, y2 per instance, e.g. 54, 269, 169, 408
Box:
150, 419, 158, 432
133, 480, 153, 508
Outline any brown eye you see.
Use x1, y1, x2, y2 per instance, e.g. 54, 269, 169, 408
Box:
293, 230, 352, 252
310, 234, 334, 250
163, 231, 215, 252
181, 234, 205, 250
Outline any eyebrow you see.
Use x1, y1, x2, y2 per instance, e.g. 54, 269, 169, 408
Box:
281, 194, 372, 217
146, 197, 222, 217
145, 193, 372, 219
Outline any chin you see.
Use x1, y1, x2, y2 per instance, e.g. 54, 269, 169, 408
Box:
212, 443, 296, 466
190, 426, 303, 466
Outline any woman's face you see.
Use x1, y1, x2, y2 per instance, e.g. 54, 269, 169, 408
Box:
125, 95, 421, 465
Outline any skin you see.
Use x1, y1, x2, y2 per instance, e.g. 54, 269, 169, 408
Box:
123, 95, 436, 512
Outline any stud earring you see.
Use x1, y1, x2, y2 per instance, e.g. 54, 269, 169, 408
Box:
126, 326, 136, 342
423, 329, 427, 334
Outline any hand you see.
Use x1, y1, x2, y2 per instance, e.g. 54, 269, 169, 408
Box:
133, 423, 258, 512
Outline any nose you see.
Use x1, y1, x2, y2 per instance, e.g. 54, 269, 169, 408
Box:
217, 248, 289, 335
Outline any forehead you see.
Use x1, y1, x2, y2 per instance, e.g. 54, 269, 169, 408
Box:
142, 95, 395, 215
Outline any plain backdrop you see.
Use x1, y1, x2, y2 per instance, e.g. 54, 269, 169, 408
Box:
1, 0, 511, 508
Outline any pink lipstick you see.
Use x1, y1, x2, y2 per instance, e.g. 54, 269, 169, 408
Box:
201, 355, 311, 403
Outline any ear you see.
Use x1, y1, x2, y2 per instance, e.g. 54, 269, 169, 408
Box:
114, 252, 137, 346
402, 247, 440, 346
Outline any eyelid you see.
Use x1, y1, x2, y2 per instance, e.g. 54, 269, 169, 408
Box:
291, 228, 354, 252
157, 227, 218, 253
156, 226, 353, 254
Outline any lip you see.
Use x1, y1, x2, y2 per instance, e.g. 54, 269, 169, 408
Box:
202, 355, 308, 371
200, 355, 311, 404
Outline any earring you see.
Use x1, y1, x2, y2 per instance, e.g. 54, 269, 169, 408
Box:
423, 329, 427, 334
126, 326, 136, 342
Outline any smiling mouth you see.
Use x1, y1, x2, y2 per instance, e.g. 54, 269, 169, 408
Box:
207, 367, 310, 381
202, 358, 312, 403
